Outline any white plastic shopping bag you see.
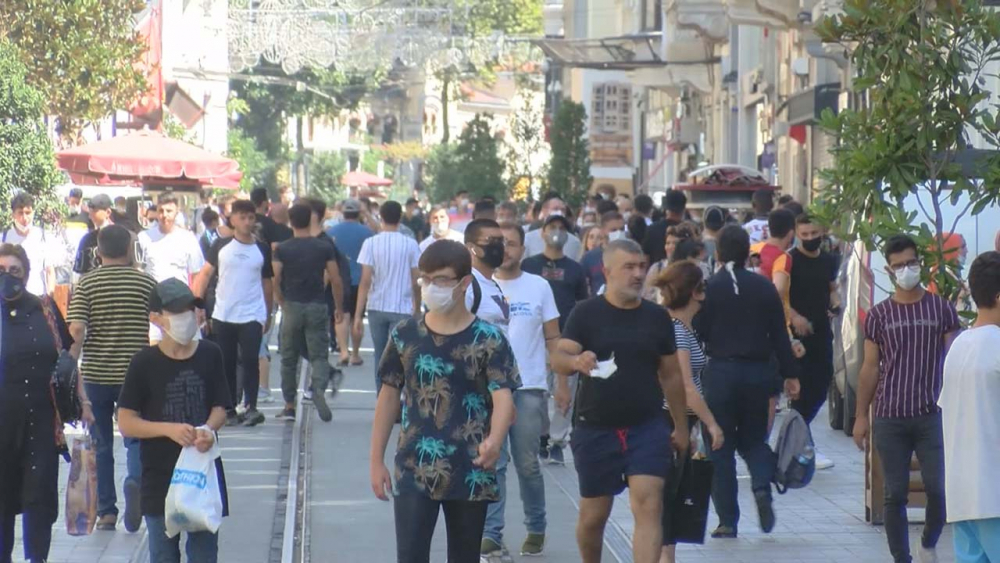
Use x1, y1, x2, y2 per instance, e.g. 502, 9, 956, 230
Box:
164, 431, 223, 538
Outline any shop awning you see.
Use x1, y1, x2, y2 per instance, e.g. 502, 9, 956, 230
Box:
531, 33, 666, 70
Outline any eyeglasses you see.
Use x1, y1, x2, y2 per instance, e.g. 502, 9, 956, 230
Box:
418, 275, 460, 288
890, 259, 921, 272
0, 265, 24, 277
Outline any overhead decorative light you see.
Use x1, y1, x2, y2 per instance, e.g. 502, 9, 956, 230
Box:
227, 0, 508, 75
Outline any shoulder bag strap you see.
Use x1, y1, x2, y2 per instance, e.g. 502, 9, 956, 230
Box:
40, 296, 64, 351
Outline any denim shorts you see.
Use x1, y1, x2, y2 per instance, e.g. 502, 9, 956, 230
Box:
571, 415, 672, 498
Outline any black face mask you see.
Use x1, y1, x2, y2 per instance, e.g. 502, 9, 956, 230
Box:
478, 242, 505, 269
0, 272, 25, 301
801, 238, 822, 252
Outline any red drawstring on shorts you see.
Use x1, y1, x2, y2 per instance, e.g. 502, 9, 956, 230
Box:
615, 428, 629, 452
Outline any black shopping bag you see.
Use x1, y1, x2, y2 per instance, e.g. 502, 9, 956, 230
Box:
667, 456, 714, 544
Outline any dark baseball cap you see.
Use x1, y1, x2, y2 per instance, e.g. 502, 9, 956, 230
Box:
149, 278, 202, 313
89, 194, 113, 210
543, 213, 573, 231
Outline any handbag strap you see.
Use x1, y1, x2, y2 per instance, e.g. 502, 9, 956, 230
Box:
40, 296, 64, 351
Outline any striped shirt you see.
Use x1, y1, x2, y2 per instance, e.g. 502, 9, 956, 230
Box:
357, 231, 420, 315
864, 291, 960, 419
66, 265, 157, 385
665, 318, 705, 415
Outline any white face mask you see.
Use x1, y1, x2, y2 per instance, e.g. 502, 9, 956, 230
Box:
608, 230, 627, 242
433, 221, 449, 236
894, 266, 921, 291
164, 311, 199, 345
421, 281, 460, 313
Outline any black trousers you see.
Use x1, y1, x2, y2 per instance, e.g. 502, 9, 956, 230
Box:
393, 493, 488, 563
790, 333, 834, 425
1, 509, 52, 563
213, 320, 263, 411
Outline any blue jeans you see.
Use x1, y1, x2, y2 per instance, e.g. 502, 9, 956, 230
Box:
368, 310, 410, 394
703, 359, 777, 529
954, 518, 1000, 563
484, 389, 547, 543
145, 515, 218, 563
85, 383, 141, 519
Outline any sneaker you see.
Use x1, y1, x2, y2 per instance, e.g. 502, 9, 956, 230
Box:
754, 489, 776, 533
481, 538, 504, 556
95, 514, 117, 531
917, 545, 939, 563
538, 435, 550, 462
520, 533, 545, 556
258, 388, 275, 404
710, 525, 737, 539
225, 411, 243, 427
312, 386, 333, 422
122, 478, 141, 533
546, 444, 565, 465
243, 409, 265, 427
814, 449, 835, 470
275, 407, 296, 421
303, 389, 314, 402
328, 366, 344, 398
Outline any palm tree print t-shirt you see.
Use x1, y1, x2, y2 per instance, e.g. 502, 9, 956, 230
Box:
379, 317, 521, 502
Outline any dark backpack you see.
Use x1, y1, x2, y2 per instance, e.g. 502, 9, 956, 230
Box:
773, 409, 816, 493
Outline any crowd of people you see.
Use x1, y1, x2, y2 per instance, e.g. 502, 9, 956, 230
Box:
0, 181, 997, 563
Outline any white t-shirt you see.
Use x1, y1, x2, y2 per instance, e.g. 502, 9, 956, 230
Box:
496, 272, 559, 390
357, 231, 420, 315
744, 218, 770, 245
418, 229, 464, 254
523, 228, 583, 262
2, 226, 51, 296
939, 324, 1000, 523
465, 268, 510, 336
207, 237, 273, 325
138, 226, 204, 284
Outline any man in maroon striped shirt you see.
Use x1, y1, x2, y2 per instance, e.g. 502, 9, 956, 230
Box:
853, 235, 961, 563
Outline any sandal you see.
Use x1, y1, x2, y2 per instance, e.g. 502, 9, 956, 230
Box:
338, 357, 350, 367
350, 357, 364, 366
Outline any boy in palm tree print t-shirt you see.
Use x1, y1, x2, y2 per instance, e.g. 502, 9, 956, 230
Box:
380, 317, 521, 502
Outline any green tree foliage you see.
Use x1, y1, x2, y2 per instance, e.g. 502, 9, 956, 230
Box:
814, 0, 1000, 303
547, 101, 593, 209
0, 40, 63, 229
230, 64, 383, 192
462, 0, 544, 37
426, 114, 507, 203
228, 129, 270, 193
308, 151, 346, 204
1, 0, 148, 141
504, 96, 548, 193
425, 143, 463, 203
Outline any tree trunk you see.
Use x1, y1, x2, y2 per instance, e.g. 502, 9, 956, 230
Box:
442, 76, 451, 144
296, 115, 305, 195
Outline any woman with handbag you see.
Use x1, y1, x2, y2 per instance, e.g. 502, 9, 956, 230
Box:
653, 260, 725, 563
0, 243, 76, 563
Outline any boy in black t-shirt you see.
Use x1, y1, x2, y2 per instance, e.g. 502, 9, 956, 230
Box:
272, 203, 344, 423
552, 239, 689, 563
118, 278, 231, 563
788, 215, 841, 469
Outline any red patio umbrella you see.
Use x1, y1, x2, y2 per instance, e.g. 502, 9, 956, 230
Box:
57, 130, 241, 187
341, 170, 393, 187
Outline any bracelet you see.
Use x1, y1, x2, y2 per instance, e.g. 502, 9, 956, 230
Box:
82, 400, 93, 407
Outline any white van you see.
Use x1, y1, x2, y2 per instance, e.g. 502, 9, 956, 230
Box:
827, 149, 1000, 433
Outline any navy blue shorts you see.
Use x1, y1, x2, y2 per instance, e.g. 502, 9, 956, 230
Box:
571, 416, 673, 498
